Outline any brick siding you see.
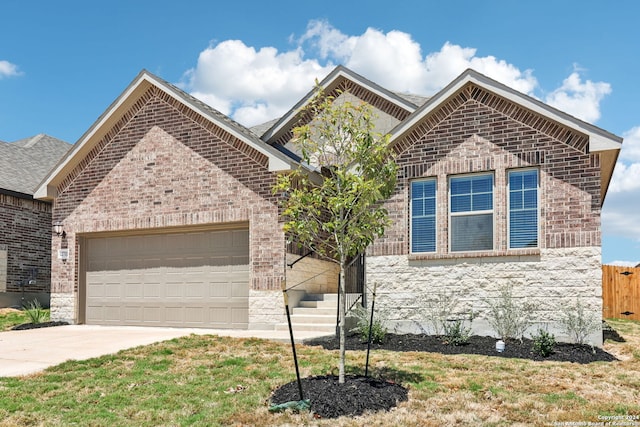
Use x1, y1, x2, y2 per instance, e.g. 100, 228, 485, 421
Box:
51, 87, 286, 297
0, 194, 52, 292
372, 84, 600, 257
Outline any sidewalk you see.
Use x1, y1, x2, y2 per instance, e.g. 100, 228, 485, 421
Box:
0, 325, 330, 377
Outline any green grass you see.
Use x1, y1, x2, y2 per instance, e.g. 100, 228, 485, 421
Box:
0, 309, 30, 331
0, 318, 639, 426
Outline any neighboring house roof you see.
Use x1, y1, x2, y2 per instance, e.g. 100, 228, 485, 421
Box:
389, 68, 623, 204
0, 134, 71, 197
34, 70, 300, 201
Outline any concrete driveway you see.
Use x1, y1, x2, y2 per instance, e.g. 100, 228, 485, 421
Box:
0, 325, 328, 377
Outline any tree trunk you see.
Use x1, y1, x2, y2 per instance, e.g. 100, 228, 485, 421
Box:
338, 262, 347, 383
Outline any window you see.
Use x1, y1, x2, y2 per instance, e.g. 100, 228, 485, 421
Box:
508, 169, 538, 248
410, 179, 436, 253
449, 174, 494, 252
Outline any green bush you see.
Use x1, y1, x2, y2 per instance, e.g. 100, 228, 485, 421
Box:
350, 305, 388, 344
531, 328, 556, 357
23, 299, 49, 324
442, 318, 473, 346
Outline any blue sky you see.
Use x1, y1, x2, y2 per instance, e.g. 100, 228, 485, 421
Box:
1, 0, 638, 265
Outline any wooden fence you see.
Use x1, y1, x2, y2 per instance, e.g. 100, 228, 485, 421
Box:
602, 264, 640, 321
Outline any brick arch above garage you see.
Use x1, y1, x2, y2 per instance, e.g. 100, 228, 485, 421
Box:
51, 91, 286, 297
54, 88, 280, 219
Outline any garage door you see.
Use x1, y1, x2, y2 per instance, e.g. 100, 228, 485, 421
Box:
85, 228, 249, 328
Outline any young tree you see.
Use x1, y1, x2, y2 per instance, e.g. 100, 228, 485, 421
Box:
274, 86, 397, 383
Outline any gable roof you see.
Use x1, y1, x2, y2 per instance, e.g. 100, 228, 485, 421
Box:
261, 65, 421, 146
34, 71, 298, 201
0, 134, 70, 197
389, 68, 623, 203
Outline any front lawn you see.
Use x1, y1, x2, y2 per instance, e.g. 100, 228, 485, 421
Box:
0, 309, 29, 331
0, 319, 639, 426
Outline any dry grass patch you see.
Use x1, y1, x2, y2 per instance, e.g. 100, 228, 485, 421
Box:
0, 319, 638, 426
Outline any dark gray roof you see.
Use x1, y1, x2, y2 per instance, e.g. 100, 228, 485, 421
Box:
394, 92, 430, 107
0, 134, 71, 196
250, 118, 280, 138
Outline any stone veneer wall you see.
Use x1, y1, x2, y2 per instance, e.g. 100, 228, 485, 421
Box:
248, 289, 286, 329
50, 292, 75, 322
367, 247, 603, 345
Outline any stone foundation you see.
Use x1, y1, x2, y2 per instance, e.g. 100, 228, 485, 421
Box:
366, 247, 603, 346
50, 292, 76, 324
248, 289, 286, 329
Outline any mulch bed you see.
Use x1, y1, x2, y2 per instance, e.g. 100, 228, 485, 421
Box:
303, 332, 618, 364
269, 331, 619, 419
11, 321, 69, 330
270, 374, 408, 419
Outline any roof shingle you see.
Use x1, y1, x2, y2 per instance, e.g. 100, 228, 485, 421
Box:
0, 134, 71, 196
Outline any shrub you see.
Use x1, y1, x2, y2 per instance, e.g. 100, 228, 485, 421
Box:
531, 328, 556, 357
485, 284, 537, 342
422, 290, 460, 337
22, 299, 49, 324
350, 305, 388, 344
558, 299, 600, 345
442, 314, 474, 346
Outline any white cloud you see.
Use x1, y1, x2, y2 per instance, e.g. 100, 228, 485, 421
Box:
182, 19, 610, 131
605, 126, 640, 243
607, 260, 639, 267
608, 127, 640, 194
544, 71, 611, 122
602, 198, 640, 239
620, 126, 640, 162
296, 21, 538, 96
609, 162, 640, 194
0, 60, 21, 79
297, 20, 355, 61
182, 39, 334, 126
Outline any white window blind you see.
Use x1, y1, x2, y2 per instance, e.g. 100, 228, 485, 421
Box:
411, 179, 436, 253
450, 174, 494, 252
509, 169, 538, 248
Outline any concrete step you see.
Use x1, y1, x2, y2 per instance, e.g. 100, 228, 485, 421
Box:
279, 292, 362, 333
289, 314, 335, 324
302, 293, 338, 301
291, 306, 335, 316
298, 300, 336, 309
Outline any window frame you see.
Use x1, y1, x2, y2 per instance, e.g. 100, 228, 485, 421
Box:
507, 168, 540, 250
448, 172, 495, 253
409, 177, 437, 254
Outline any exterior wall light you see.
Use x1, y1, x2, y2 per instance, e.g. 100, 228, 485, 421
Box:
53, 222, 66, 238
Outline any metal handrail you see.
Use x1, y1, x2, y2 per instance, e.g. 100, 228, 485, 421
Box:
336, 253, 366, 336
